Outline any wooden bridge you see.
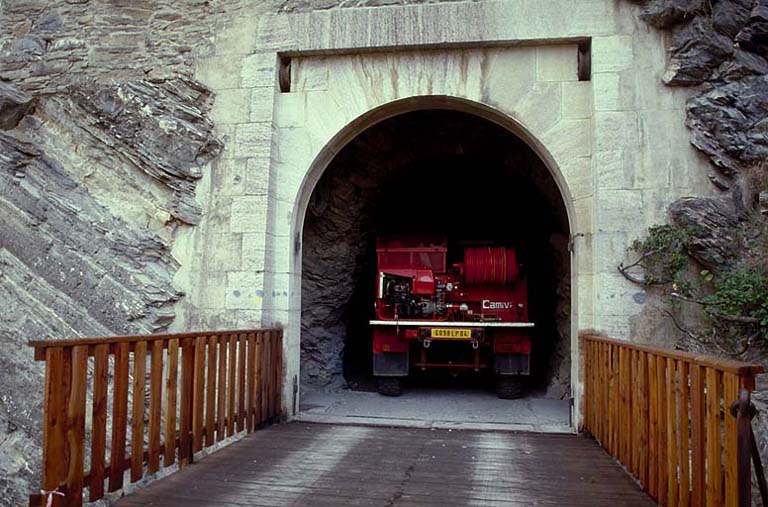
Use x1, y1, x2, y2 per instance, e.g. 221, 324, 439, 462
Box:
28, 329, 766, 507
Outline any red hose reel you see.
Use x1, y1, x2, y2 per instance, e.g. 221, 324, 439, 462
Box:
463, 247, 519, 286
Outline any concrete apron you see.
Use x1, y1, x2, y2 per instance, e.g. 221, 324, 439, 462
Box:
295, 387, 574, 434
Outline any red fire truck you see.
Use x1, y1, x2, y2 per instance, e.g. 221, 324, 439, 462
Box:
371, 236, 534, 398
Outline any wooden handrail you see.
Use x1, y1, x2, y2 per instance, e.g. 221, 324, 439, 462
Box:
28, 328, 283, 507
584, 335, 764, 377
582, 333, 764, 507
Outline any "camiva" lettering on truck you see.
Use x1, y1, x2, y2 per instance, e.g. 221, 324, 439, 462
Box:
481, 300, 520, 310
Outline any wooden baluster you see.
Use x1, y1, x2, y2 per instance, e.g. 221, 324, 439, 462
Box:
130, 341, 147, 483
632, 349, 640, 479
724, 372, 740, 507
614, 346, 624, 460
246, 333, 256, 432
657, 355, 668, 505
237, 333, 247, 432
593, 341, 600, 441
585, 340, 592, 433
147, 340, 164, 474
205, 335, 218, 447
276, 330, 284, 417
66, 346, 88, 507
109, 342, 130, 492
595, 340, 601, 437
706, 368, 723, 507
637, 351, 649, 491
41, 347, 65, 506
163, 339, 179, 467
648, 352, 659, 500
262, 332, 269, 423
667, 357, 678, 507
227, 334, 237, 437
89, 344, 109, 501
626, 348, 633, 474
216, 336, 228, 442
179, 338, 195, 467
192, 336, 206, 453
691, 364, 706, 507
607, 343, 615, 456
602, 341, 609, 447
678, 361, 691, 507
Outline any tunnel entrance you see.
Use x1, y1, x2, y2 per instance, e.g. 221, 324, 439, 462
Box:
299, 108, 571, 415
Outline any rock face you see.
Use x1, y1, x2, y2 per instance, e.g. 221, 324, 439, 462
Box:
669, 196, 741, 270
636, 0, 768, 185
686, 75, 768, 175
0, 1, 237, 503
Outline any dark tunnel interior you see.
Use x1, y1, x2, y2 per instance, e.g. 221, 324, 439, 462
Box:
301, 109, 572, 398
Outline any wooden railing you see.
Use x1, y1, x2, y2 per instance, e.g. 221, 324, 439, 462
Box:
582, 334, 763, 507
28, 328, 283, 507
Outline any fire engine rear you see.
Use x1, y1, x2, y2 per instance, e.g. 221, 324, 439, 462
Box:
371, 237, 534, 398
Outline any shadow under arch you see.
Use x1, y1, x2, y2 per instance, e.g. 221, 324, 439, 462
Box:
288, 94, 580, 423
292, 95, 576, 238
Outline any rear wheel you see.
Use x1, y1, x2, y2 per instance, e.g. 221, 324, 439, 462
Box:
496, 376, 525, 399
377, 377, 402, 397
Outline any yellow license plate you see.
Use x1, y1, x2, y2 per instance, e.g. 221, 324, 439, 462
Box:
430, 328, 472, 339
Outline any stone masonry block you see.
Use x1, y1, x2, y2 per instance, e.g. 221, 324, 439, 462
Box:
595, 189, 643, 232
230, 195, 268, 233
250, 86, 276, 123
574, 197, 594, 234
293, 57, 329, 92
244, 157, 270, 196
561, 81, 592, 119
594, 231, 630, 274
241, 52, 277, 89
196, 56, 243, 90
593, 72, 635, 112
577, 273, 595, 318
225, 271, 264, 310
215, 18, 257, 56
535, 45, 578, 81
274, 92, 306, 128
211, 157, 246, 196
210, 88, 251, 125
558, 156, 593, 200
541, 119, 591, 160
205, 233, 243, 272
195, 270, 227, 310
594, 111, 639, 152
592, 36, 634, 73
594, 272, 645, 318
594, 149, 632, 190
576, 233, 595, 275
234, 122, 273, 159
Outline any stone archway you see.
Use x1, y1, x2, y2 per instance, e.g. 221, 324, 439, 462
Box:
278, 95, 581, 424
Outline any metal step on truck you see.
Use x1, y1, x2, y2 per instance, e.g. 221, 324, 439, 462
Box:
370, 236, 534, 398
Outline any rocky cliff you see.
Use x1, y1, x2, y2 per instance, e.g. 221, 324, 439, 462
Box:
0, 1, 241, 503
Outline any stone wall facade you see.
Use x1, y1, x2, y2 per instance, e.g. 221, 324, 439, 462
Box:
179, 0, 713, 421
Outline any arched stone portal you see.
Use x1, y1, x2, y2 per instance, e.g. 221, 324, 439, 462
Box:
266, 95, 582, 426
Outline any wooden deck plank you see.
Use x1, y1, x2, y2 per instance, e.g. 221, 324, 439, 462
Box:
113, 423, 657, 507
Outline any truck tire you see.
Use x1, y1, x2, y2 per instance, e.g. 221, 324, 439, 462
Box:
496, 376, 525, 399
377, 377, 402, 397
